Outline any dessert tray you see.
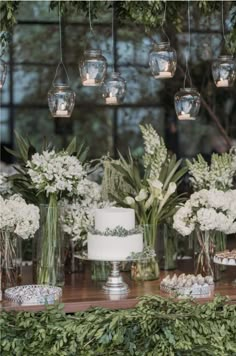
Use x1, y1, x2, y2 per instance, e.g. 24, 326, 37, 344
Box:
213, 250, 236, 266
160, 274, 214, 298
4, 285, 62, 305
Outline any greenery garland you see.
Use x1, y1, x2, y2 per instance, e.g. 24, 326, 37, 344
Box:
1, 295, 236, 355
0, 1, 236, 52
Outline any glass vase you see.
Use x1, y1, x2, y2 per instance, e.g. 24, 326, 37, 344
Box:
194, 229, 221, 281
159, 224, 177, 270
131, 225, 160, 281
91, 261, 111, 281
36, 197, 64, 286
0, 230, 22, 290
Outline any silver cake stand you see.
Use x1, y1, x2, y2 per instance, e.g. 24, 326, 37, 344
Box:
74, 253, 150, 295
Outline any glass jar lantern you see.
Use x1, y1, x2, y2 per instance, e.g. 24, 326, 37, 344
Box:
0, 59, 7, 89
103, 72, 126, 105
149, 42, 177, 79
79, 49, 107, 86
174, 88, 201, 120
48, 84, 76, 118
212, 55, 236, 88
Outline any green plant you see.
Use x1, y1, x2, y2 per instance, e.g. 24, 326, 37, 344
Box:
0, 295, 236, 355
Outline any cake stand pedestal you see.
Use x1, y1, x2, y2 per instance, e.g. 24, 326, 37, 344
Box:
74, 254, 146, 295
103, 261, 128, 294
213, 256, 236, 284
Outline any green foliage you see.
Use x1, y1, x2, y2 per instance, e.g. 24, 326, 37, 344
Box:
1, 1, 236, 52
0, 295, 236, 355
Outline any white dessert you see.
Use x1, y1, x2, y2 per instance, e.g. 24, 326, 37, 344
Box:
214, 250, 236, 266
160, 273, 214, 297
87, 208, 143, 260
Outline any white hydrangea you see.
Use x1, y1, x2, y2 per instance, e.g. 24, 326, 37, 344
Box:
0, 194, 39, 239
62, 180, 114, 243
140, 124, 167, 178
173, 189, 236, 236
26, 150, 86, 197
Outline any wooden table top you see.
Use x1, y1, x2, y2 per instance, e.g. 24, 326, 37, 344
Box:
1, 260, 236, 313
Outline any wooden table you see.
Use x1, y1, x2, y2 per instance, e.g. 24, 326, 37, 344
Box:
1, 259, 236, 313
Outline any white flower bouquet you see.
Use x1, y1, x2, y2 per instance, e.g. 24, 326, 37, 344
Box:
173, 189, 236, 236
109, 124, 187, 248
63, 179, 113, 246
173, 189, 236, 277
6, 133, 90, 285
0, 194, 39, 288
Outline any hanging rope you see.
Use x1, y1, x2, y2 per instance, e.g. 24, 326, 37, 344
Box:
160, 0, 170, 43
221, 0, 226, 44
88, 0, 95, 36
183, 0, 192, 88
52, 1, 70, 86
112, 1, 115, 72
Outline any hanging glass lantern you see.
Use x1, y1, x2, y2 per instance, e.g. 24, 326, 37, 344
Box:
79, 49, 107, 86
212, 55, 236, 88
102, 72, 126, 105
0, 58, 7, 89
149, 42, 177, 79
174, 88, 201, 120
48, 84, 76, 118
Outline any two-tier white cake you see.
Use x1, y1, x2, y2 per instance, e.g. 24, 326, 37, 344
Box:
87, 207, 143, 260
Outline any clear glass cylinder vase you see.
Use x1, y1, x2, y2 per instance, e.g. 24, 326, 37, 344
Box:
36, 198, 64, 286
0, 230, 22, 290
194, 229, 221, 281
159, 224, 177, 270
131, 224, 160, 281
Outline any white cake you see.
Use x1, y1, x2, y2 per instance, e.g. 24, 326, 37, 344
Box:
87, 208, 143, 260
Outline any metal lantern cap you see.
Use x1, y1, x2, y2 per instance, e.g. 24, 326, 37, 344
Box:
153, 42, 170, 49
84, 49, 102, 56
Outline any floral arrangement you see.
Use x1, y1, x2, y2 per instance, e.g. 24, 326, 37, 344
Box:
106, 124, 187, 248
62, 179, 113, 247
26, 150, 86, 198
173, 189, 236, 236
0, 194, 39, 239
186, 149, 236, 191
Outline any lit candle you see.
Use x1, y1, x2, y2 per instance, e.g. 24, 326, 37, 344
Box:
55, 110, 69, 116
105, 94, 118, 105
178, 112, 192, 120
155, 71, 172, 79
83, 73, 96, 86
55, 103, 69, 116
216, 79, 229, 87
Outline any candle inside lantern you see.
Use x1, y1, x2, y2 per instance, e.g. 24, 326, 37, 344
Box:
216, 79, 229, 87
56, 103, 69, 116
83, 73, 96, 86
155, 71, 172, 79
178, 112, 192, 120
105, 93, 118, 105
